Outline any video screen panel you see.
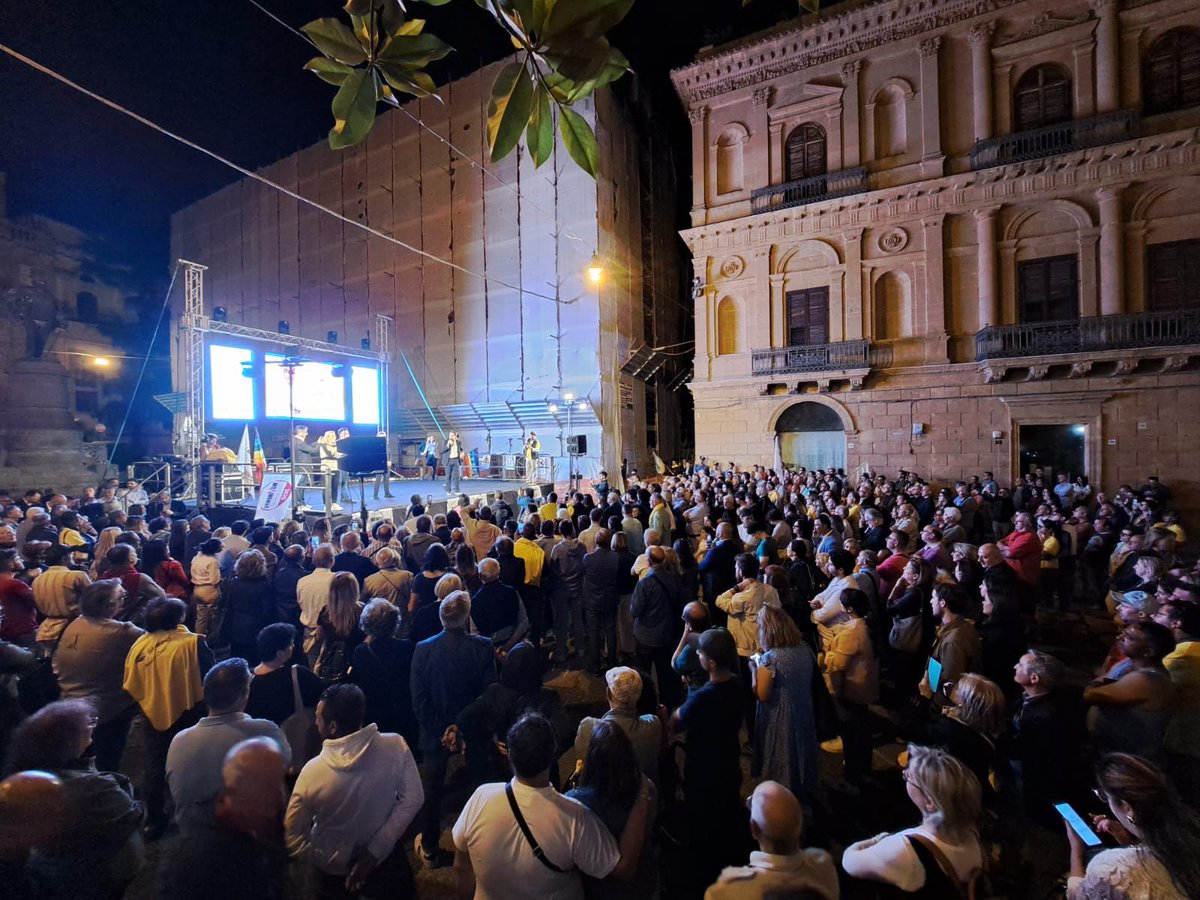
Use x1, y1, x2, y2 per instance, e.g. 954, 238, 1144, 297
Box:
350, 366, 380, 426
208, 344, 255, 420
264, 354, 346, 421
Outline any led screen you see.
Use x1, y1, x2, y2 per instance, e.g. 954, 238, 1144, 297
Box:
350, 366, 380, 426
208, 344, 255, 420
264, 354, 346, 421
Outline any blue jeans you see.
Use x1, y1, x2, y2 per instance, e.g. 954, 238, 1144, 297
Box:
444, 460, 461, 493
550, 589, 584, 665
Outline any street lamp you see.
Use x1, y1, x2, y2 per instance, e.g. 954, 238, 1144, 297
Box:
586, 254, 604, 286
91, 356, 112, 367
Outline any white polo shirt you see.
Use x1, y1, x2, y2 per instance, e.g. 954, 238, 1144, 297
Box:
452, 779, 618, 900
295, 568, 335, 627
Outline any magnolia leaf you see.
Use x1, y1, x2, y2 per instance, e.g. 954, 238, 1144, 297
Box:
380, 0, 408, 34
544, 36, 613, 85
558, 105, 598, 177
379, 62, 438, 97
349, 13, 378, 55
542, 0, 634, 42
798, 0, 821, 12
302, 17, 368, 66
304, 56, 355, 86
329, 68, 378, 149
343, 0, 373, 15
486, 61, 535, 163
416, 0, 454, 5
394, 18, 425, 36
508, 0, 542, 36
526, 82, 553, 168
378, 31, 453, 68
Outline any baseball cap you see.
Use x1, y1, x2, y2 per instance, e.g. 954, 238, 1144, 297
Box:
604, 667, 643, 707
1114, 590, 1158, 615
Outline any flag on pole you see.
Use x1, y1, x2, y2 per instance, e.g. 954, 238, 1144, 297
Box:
252, 427, 267, 486
236, 424, 253, 493
773, 432, 783, 478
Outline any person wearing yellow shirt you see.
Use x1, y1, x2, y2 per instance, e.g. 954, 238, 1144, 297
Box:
538, 492, 559, 524
514, 522, 547, 648
1038, 521, 1061, 610
1155, 597, 1200, 807
1154, 513, 1186, 547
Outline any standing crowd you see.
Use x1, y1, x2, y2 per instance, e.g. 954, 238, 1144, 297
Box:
0, 462, 1198, 899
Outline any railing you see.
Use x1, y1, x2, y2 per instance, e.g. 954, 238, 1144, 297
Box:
975, 309, 1200, 361
753, 339, 872, 375
970, 109, 1140, 170
751, 167, 870, 213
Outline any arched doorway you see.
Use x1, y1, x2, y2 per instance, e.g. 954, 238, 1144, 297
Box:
775, 401, 847, 472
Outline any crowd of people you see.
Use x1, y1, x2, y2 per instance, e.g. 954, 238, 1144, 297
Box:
0, 461, 1198, 899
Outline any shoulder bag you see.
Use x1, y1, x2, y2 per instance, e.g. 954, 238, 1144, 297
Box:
281, 665, 319, 774
505, 783, 568, 873
889, 612, 923, 654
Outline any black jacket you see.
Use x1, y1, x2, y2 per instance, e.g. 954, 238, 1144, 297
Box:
698, 539, 739, 608
630, 569, 684, 648
332, 551, 378, 587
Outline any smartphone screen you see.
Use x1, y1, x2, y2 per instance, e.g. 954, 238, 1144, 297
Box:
1055, 802, 1102, 847
928, 658, 943, 692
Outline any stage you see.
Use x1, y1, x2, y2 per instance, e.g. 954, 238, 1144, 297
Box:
204, 475, 555, 526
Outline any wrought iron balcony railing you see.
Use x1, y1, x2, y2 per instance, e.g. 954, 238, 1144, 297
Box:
751, 167, 870, 214
970, 110, 1140, 170
752, 339, 872, 375
975, 309, 1200, 361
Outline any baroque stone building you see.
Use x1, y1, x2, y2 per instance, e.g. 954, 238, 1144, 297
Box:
171, 58, 687, 481
673, 0, 1200, 518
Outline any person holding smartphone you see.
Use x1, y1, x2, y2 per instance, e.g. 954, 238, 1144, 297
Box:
1064, 753, 1200, 899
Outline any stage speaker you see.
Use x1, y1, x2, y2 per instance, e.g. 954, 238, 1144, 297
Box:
337, 436, 387, 475
567, 434, 587, 455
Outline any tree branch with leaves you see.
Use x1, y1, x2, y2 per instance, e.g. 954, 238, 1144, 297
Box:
302, 0, 636, 177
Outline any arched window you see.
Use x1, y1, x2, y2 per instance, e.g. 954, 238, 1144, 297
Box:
716, 297, 739, 355
1013, 65, 1072, 132
1144, 29, 1200, 115
785, 123, 827, 182
874, 84, 909, 159
716, 126, 748, 195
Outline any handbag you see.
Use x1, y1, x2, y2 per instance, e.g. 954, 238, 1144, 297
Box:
281, 665, 319, 774
810, 653, 840, 742
889, 614, 923, 653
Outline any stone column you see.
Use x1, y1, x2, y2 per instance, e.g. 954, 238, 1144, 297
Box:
769, 273, 786, 348
975, 207, 999, 327
1098, 186, 1125, 316
968, 22, 997, 142
751, 87, 773, 192
1093, 0, 1120, 114
841, 60, 862, 168
923, 215, 950, 361
918, 37, 944, 177
844, 228, 865, 340
688, 106, 708, 225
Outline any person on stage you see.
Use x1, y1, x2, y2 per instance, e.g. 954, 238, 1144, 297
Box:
317, 430, 349, 508
524, 431, 540, 484
374, 430, 396, 500
421, 433, 438, 481
443, 431, 463, 494
293, 424, 320, 487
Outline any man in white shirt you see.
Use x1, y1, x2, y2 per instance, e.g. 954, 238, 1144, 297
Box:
286, 683, 423, 896
296, 543, 336, 665
453, 712, 652, 900
706, 780, 839, 900
810, 549, 857, 650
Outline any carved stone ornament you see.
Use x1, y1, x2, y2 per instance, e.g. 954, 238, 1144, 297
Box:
1068, 361, 1093, 378
719, 256, 746, 279
877, 227, 909, 254
840, 59, 862, 82
752, 86, 773, 107
1026, 364, 1050, 381
982, 365, 1007, 384
968, 20, 998, 44
918, 37, 942, 57
687, 106, 709, 125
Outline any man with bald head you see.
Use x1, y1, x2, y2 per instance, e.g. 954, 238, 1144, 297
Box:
470, 557, 527, 651
705, 780, 839, 899
700, 520, 740, 628
159, 737, 289, 899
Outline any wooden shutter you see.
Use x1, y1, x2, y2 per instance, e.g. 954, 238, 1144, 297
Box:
1145, 29, 1200, 115
1147, 240, 1200, 311
1014, 66, 1072, 131
786, 287, 830, 345
785, 124, 827, 181
1018, 255, 1078, 323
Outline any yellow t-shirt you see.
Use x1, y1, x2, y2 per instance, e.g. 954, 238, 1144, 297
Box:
538, 501, 558, 522
1040, 535, 1061, 569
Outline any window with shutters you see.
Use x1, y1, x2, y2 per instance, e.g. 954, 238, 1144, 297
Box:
786, 287, 830, 346
1146, 240, 1200, 311
1018, 255, 1079, 323
1144, 29, 1200, 115
1013, 65, 1072, 131
784, 123, 827, 182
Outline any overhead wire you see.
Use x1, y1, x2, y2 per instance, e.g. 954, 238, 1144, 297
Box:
0, 40, 562, 304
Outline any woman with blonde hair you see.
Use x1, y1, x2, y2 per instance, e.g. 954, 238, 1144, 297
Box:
912, 672, 1006, 805
843, 744, 983, 893
90, 527, 122, 579
313, 571, 363, 681
749, 603, 819, 800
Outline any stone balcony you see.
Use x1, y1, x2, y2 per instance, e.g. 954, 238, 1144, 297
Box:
751, 339, 892, 390
750, 166, 870, 214
969, 109, 1141, 171
974, 309, 1200, 382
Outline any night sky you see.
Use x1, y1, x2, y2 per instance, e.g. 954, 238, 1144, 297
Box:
0, 0, 799, 292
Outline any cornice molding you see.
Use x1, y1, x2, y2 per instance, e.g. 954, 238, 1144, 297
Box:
671, 0, 1021, 107
679, 128, 1200, 253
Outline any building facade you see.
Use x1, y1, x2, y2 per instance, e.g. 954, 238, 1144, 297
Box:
673, 0, 1200, 518
170, 58, 687, 482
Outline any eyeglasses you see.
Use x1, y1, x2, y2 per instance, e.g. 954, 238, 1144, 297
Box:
1093, 787, 1110, 805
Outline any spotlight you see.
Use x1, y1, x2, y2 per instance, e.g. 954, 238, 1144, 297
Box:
212, 307, 227, 322
548, 403, 559, 413
576, 401, 587, 410
327, 331, 338, 343
586, 253, 604, 286
91, 356, 111, 367
361, 336, 371, 350
278, 320, 290, 334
